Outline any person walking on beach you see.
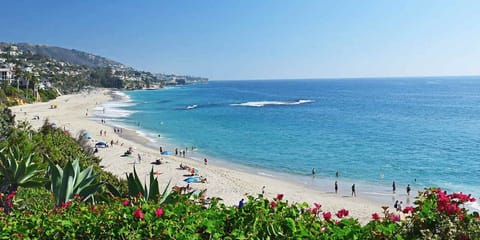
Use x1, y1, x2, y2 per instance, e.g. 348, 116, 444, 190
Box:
239, 199, 244, 208
204, 158, 208, 165
261, 186, 265, 195
392, 181, 396, 194
335, 181, 338, 194
160, 146, 163, 154
406, 184, 411, 196
312, 168, 316, 176
137, 153, 142, 163
351, 184, 356, 197
397, 201, 403, 212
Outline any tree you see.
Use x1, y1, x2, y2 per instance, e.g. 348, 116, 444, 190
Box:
14, 67, 22, 91
0, 108, 15, 141
32, 75, 39, 101
24, 71, 32, 99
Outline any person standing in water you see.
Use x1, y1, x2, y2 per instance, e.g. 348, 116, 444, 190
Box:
312, 168, 316, 176
407, 184, 411, 196
351, 184, 356, 197
392, 181, 396, 194
334, 181, 338, 194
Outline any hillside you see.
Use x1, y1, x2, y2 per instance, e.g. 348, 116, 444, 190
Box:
0, 42, 127, 69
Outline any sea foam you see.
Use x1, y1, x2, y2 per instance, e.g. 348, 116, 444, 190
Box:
231, 99, 314, 107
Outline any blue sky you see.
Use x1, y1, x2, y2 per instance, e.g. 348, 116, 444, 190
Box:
3, 0, 480, 80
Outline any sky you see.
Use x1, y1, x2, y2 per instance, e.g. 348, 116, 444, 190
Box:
2, 0, 480, 80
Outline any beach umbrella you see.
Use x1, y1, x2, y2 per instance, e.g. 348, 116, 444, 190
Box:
183, 176, 199, 183
95, 141, 107, 147
161, 151, 171, 155
83, 133, 92, 139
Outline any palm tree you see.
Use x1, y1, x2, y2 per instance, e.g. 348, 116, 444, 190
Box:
24, 71, 31, 99
0, 147, 46, 213
32, 75, 39, 101
14, 67, 21, 91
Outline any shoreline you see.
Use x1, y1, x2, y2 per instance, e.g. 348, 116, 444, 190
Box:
9, 89, 399, 223
105, 90, 418, 206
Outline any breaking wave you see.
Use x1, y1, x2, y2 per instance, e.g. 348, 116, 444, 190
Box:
231, 99, 314, 107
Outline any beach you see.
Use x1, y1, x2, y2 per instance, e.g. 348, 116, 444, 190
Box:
10, 89, 394, 223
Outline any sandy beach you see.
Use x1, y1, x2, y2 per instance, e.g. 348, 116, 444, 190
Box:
10, 89, 392, 223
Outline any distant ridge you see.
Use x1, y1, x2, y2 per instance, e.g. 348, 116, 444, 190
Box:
0, 42, 128, 69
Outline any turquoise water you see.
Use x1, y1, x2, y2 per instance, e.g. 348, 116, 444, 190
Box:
104, 77, 480, 201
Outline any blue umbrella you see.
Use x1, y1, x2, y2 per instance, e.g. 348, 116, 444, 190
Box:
161, 151, 171, 155
83, 133, 92, 139
95, 141, 107, 146
184, 176, 199, 183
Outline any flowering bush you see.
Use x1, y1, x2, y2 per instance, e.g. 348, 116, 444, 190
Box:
1, 188, 480, 239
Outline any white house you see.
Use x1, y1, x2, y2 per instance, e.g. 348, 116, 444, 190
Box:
0, 67, 14, 84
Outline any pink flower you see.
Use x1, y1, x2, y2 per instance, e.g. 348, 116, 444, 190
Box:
389, 213, 400, 222
276, 194, 284, 201
402, 206, 414, 214
155, 208, 164, 218
308, 207, 318, 215
314, 203, 322, 210
270, 201, 277, 208
372, 213, 380, 221
322, 211, 332, 221
133, 208, 144, 220
122, 199, 130, 207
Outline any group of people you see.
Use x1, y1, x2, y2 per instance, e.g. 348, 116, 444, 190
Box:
175, 148, 187, 158
393, 181, 412, 196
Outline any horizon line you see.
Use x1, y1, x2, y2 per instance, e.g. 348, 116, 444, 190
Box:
210, 74, 480, 81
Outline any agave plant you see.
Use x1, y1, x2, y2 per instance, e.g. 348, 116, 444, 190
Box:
126, 166, 171, 203
48, 159, 119, 207
0, 147, 46, 213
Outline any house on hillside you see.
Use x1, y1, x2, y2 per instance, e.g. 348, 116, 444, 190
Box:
38, 78, 53, 90
0, 66, 14, 85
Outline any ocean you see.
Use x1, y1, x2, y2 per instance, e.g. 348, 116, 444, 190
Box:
101, 77, 480, 204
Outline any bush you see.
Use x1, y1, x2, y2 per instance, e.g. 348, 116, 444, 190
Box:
38, 89, 57, 101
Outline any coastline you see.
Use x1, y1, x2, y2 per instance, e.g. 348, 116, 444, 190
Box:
10, 89, 397, 223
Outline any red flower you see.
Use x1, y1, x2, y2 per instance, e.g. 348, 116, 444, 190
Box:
133, 208, 144, 220
60, 201, 72, 209
335, 209, 349, 218
91, 205, 99, 214
276, 194, 284, 201
155, 208, 164, 218
402, 206, 414, 214
270, 201, 277, 208
5, 191, 16, 207
314, 203, 322, 210
322, 211, 332, 221
122, 199, 130, 207
372, 213, 380, 221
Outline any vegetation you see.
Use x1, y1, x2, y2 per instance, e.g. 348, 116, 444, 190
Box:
0, 108, 479, 239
